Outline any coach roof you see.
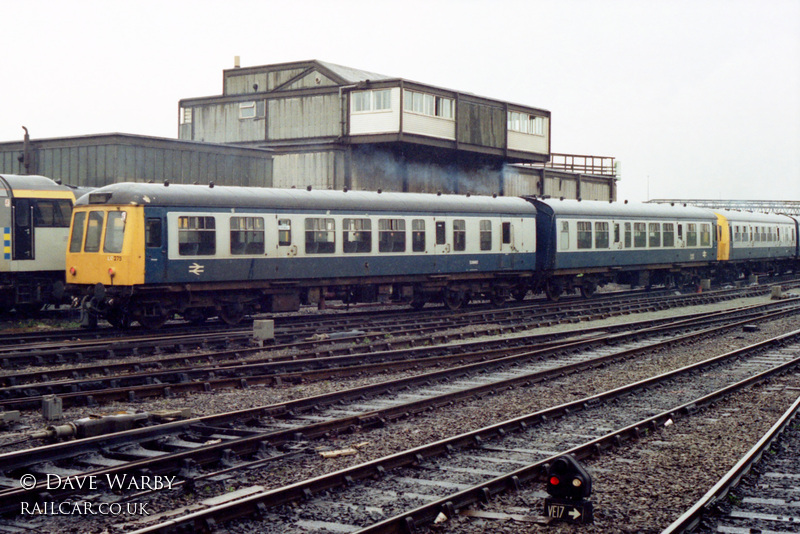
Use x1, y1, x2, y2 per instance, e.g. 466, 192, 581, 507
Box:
531, 198, 717, 220
77, 182, 537, 215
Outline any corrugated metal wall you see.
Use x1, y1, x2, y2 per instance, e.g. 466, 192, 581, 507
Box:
272, 152, 339, 189
268, 95, 340, 140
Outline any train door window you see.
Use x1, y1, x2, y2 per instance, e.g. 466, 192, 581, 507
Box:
613, 223, 621, 244
633, 223, 646, 248
502, 222, 512, 245
146, 218, 162, 248
700, 224, 711, 247
686, 223, 698, 247
742, 226, 748, 242
777, 228, 780, 242
479, 220, 492, 251
648, 223, 661, 248
577, 221, 592, 249
435, 221, 446, 245
733, 225, 740, 242
761, 227, 766, 242
624, 223, 632, 248
379, 218, 406, 252
305, 218, 335, 254
595, 222, 609, 249
33, 199, 72, 227
663, 223, 675, 247
178, 216, 216, 256
230, 216, 265, 255
84, 211, 105, 253
69, 212, 87, 253
278, 219, 292, 246
452, 219, 466, 251
412, 219, 426, 252
103, 211, 126, 253
343, 218, 372, 253
754, 226, 760, 242
559, 221, 569, 249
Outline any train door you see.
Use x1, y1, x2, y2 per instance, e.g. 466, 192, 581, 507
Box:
611, 222, 623, 250
12, 199, 33, 260
276, 217, 297, 256
498, 219, 515, 269
676, 223, 685, 248
433, 219, 449, 254
144, 215, 167, 283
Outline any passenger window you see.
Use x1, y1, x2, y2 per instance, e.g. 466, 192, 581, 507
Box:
103, 211, 126, 253
278, 219, 291, 246
560, 221, 569, 250
686, 223, 698, 247
633, 223, 646, 248
648, 223, 661, 248
595, 222, 609, 249
479, 220, 492, 251
305, 218, 335, 254
33, 199, 72, 228
84, 211, 105, 253
502, 222, 511, 245
700, 224, 711, 247
146, 218, 162, 248
231, 216, 265, 255
662, 223, 675, 247
69, 211, 87, 253
624, 222, 632, 248
379, 219, 406, 252
412, 219, 425, 252
435, 221, 446, 245
613, 223, 620, 244
343, 218, 372, 253
577, 221, 592, 249
178, 216, 216, 256
453, 219, 466, 251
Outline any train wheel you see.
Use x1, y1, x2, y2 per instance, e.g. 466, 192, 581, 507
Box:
139, 313, 169, 330
219, 304, 245, 326
511, 288, 528, 302
489, 289, 508, 307
410, 294, 427, 310
106, 308, 132, 329
544, 281, 563, 302
183, 308, 210, 326
579, 283, 596, 299
443, 289, 465, 311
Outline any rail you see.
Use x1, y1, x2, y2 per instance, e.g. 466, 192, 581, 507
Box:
524, 153, 617, 176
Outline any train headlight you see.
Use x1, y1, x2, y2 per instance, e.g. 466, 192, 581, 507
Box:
69, 267, 77, 276
108, 267, 115, 278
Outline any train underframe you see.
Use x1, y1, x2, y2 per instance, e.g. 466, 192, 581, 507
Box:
0, 272, 66, 315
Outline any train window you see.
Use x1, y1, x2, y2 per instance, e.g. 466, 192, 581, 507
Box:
146, 218, 162, 248
453, 219, 466, 252
595, 222, 609, 249
379, 219, 406, 253
84, 211, 105, 253
230, 216, 265, 255
412, 219, 426, 252
305, 218, 335, 254
502, 222, 512, 245
613, 223, 621, 244
560, 222, 569, 249
624, 223, 632, 248
577, 221, 592, 249
686, 223, 698, 247
278, 219, 291, 246
435, 221, 446, 245
754, 226, 760, 242
700, 224, 711, 247
33, 199, 72, 228
663, 223, 675, 247
633, 223, 646, 248
480, 220, 492, 251
343, 218, 372, 253
69, 212, 86, 253
178, 216, 216, 256
103, 211, 126, 253
742, 227, 749, 242
649, 223, 661, 248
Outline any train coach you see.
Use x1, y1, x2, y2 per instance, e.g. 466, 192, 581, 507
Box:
0, 174, 89, 314
66, 182, 538, 328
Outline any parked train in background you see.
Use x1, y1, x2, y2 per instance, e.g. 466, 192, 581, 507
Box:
0, 174, 90, 314
63, 182, 800, 329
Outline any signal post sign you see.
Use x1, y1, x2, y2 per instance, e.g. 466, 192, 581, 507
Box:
544, 496, 594, 523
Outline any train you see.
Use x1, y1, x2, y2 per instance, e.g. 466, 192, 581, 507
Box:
0, 174, 90, 314
62, 181, 799, 328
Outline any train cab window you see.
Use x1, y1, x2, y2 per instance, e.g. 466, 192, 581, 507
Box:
84, 211, 106, 253
379, 219, 406, 253
435, 221, 446, 245
33, 199, 72, 228
453, 219, 466, 252
502, 222, 512, 245
633, 223, 646, 248
178, 216, 216, 256
686, 223, 698, 247
305, 218, 335, 254
343, 218, 372, 253
648, 223, 661, 248
480, 220, 492, 251
69, 212, 87, 253
700, 224, 711, 247
624, 223, 632, 248
412, 219, 426, 252
595, 222, 609, 249
577, 221, 592, 249
146, 218, 162, 248
663, 223, 675, 247
278, 219, 292, 246
103, 211, 126, 253
560, 222, 569, 249
230, 216, 265, 255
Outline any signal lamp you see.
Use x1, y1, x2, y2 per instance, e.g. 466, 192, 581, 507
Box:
546, 455, 592, 500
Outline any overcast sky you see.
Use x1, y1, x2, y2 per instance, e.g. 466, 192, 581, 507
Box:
2, 0, 798, 202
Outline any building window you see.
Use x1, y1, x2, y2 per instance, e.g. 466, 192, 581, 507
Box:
412, 219, 425, 252
179, 216, 216, 256
352, 89, 392, 112
507, 111, 545, 135
453, 219, 466, 251
230, 216, 265, 255
239, 101, 265, 120
403, 90, 454, 119
305, 218, 335, 254
577, 221, 592, 249
379, 219, 406, 252
180, 107, 193, 125
480, 220, 492, 251
343, 218, 372, 253
633, 223, 646, 248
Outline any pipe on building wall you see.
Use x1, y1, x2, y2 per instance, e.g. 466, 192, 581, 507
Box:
20, 126, 32, 175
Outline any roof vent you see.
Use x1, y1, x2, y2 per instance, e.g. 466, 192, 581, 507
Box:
164, 180, 169, 187
307, 185, 312, 191
209, 182, 214, 188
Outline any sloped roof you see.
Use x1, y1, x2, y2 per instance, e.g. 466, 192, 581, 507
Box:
315, 60, 394, 84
